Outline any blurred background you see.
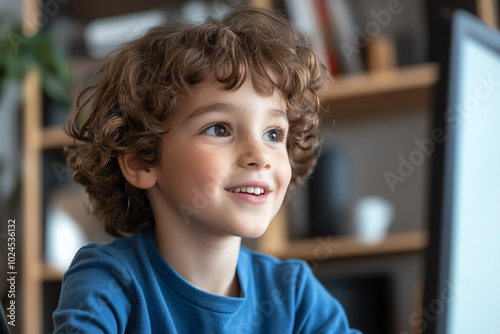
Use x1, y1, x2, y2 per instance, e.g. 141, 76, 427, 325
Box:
0, 0, 497, 333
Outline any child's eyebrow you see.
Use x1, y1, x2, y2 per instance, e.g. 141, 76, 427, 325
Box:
184, 103, 288, 123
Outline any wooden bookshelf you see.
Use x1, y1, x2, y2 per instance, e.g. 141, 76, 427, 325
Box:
272, 230, 428, 260
320, 63, 437, 101
319, 62, 438, 119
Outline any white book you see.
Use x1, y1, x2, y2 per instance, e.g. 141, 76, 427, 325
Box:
284, 0, 331, 73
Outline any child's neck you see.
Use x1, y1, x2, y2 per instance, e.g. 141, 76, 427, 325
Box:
154, 222, 242, 298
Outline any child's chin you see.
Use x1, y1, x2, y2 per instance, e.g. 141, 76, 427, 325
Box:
236, 223, 270, 239
240, 231, 267, 240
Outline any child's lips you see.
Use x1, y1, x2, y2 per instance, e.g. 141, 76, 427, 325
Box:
227, 191, 269, 204
225, 181, 272, 204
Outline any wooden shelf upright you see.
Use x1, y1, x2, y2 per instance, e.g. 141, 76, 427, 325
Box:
21, 0, 43, 333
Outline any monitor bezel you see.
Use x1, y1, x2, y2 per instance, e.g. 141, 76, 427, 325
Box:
423, 8, 500, 334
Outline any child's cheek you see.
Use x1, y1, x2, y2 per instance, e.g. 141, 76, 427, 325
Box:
181, 145, 229, 195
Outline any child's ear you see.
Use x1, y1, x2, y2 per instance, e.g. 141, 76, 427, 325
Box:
118, 154, 157, 190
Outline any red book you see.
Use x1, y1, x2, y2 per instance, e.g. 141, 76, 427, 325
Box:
314, 0, 340, 75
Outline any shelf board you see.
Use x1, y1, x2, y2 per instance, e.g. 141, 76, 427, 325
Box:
42, 264, 66, 281
41, 126, 76, 149
272, 230, 428, 260
318, 63, 439, 118
320, 63, 438, 100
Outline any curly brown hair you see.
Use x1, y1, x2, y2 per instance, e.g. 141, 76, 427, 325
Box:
65, 6, 330, 237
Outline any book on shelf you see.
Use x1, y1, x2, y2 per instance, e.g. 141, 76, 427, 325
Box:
284, 0, 365, 76
314, 0, 340, 76
284, 0, 334, 74
323, 0, 365, 74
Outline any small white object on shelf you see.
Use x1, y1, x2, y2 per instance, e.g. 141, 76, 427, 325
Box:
46, 206, 87, 271
352, 196, 395, 244
45, 185, 113, 271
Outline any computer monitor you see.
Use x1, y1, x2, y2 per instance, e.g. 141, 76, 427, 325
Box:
422, 9, 500, 334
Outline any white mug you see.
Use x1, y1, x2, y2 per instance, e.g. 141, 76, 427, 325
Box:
352, 196, 395, 244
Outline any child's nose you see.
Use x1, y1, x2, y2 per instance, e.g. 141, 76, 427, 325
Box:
237, 137, 271, 171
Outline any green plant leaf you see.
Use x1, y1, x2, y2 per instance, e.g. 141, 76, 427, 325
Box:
0, 20, 73, 107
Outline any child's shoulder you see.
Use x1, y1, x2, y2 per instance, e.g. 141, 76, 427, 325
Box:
76, 228, 145, 256
65, 227, 151, 277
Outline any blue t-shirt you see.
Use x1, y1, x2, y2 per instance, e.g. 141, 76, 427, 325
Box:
53, 227, 361, 333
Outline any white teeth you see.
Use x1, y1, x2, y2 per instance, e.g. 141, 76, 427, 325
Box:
228, 187, 265, 195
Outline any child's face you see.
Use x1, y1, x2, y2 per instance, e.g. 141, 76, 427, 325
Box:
148, 77, 292, 239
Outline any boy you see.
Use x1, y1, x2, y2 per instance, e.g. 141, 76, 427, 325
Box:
53, 7, 361, 334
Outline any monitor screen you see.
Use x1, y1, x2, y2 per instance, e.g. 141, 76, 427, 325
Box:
423, 9, 500, 334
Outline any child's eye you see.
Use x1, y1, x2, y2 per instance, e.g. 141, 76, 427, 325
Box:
263, 128, 286, 142
202, 123, 230, 137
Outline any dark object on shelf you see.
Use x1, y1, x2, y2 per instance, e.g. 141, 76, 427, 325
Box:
308, 147, 350, 237
321, 275, 392, 334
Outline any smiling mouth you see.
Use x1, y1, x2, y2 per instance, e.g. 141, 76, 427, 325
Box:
227, 186, 265, 195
